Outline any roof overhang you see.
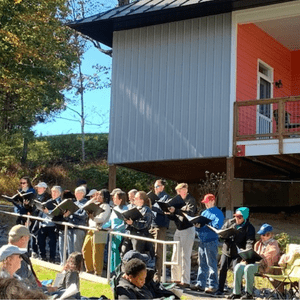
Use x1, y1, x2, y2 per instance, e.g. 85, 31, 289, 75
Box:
68, 0, 296, 47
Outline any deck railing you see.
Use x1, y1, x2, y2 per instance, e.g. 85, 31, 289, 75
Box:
233, 96, 300, 155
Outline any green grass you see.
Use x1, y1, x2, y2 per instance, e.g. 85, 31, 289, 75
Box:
33, 264, 113, 299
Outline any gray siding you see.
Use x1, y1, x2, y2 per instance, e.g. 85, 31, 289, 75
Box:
108, 13, 232, 164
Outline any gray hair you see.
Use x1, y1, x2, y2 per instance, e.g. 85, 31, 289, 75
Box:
128, 189, 138, 195
75, 186, 86, 196
51, 186, 62, 195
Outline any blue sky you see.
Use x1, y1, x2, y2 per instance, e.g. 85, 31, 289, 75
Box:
33, 2, 115, 137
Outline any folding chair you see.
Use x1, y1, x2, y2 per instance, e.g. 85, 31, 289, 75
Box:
263, 244, 300, 299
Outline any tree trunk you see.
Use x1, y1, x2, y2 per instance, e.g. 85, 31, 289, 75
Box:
21, 137, 28, 165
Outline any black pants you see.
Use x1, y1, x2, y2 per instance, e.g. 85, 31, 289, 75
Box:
218, 254, 241, 292
37, 226, 57, 262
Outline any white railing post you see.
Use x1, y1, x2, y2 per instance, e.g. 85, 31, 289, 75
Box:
107, 232, 113, 282
63, 223, 68, 265
162, 243, 167, 283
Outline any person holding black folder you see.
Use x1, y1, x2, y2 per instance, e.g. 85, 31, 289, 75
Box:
216, 207, 255, 297
33, 187, 59, 263
82, 189, 111, 276
149, 179, 170, 282
103, 191, 128, 273
122, 191, 154, 256
229, 223, 280, 300
14, 176, 36, 225
192, 194, 224, 294
65, 186, 88, 255
167, 183, 197, 288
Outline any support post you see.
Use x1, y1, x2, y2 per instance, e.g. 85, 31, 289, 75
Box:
109, 165, 116, 192
226, 157, 234, 219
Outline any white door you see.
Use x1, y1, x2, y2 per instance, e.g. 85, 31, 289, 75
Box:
257, 62, 273, 135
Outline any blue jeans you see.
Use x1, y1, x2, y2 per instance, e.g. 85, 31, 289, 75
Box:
196, 239, 219, 289
68, 228, 86, 254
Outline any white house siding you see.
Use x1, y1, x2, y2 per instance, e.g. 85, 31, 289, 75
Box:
108, 13, 232, 164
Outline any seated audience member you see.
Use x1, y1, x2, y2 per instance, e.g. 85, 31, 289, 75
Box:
167, 183, 197, 288
53, 252, 83, 299
103, 191, 128, 273
116, 258, 153, 299
0, 244, 26, 278
122, 191, 154, 255
118, 251, 180, 299
217, 207, 256, 296
66, 186, 88, 254
8, 225, 57, 293
228, 223, 280, 300
0, 277, 48, 299
82, 189, 111, 276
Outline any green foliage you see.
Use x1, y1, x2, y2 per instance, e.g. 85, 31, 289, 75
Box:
33, 264, 113, 299
274, 232, 291, 253
0, 0, 78, 134
27, 133, 108, 165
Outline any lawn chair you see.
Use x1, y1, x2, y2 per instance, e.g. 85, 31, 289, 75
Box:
263, 244, 300, 299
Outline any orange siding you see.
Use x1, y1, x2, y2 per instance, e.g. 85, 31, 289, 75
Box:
236, 23, 296, 135
292, 50, 300, 96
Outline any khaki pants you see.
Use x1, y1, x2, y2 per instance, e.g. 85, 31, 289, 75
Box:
82, 230, 105, 275
171, 226, 195, 284
150, 226, 167, 281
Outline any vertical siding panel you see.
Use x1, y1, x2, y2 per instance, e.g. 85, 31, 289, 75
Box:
197, 17, 208, 157
160, 24, 171, 160
135, 28, 147, 161
165, 23, 176, 159
189, 18, 199, 158
151, 25, 162, 161
181, 19, 192, 159
109, 13, 232, 164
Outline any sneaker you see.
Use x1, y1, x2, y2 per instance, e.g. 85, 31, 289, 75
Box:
205, 287, 217, 294
227, 294, 241, 299
214, 290, 224, 296
177, 283, 189, 289
240, 292, 253, 299
190, 284, 205, 292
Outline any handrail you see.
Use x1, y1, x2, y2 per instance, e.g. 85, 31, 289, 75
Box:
233, 96, 300, 155
0, 207, 181, 283
106, 231, 180, 283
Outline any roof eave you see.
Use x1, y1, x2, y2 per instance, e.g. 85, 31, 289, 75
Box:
68, 0, 296, 48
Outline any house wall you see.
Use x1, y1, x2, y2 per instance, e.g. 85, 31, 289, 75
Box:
292, 50, 300, 96
108, 13, 232, 164
236, 23, 292, 135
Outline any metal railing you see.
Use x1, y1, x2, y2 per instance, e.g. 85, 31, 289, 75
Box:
107, 231, 180, 282
0, 208, 180, 283
234, 96, 300, 155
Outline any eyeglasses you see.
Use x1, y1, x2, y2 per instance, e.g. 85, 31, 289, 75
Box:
155, 185, 161, 188
20, 182, 27, 185
235, 215, 243, 219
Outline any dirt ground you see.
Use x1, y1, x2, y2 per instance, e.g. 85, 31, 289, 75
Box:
249, 211, 300, 239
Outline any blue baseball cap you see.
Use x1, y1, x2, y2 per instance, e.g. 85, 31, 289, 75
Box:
257, 223, 273, 235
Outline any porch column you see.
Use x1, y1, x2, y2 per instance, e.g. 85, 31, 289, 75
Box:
108, 164, 117, 192
226, 157, 234, 219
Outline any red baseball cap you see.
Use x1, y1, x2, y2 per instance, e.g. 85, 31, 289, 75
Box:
201, 194, 215, 203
